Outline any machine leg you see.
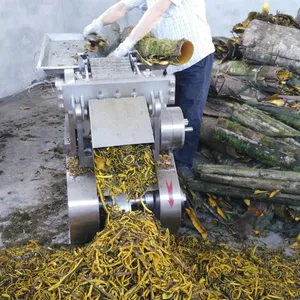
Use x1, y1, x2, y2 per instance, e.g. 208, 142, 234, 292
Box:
67, 166, 100, 244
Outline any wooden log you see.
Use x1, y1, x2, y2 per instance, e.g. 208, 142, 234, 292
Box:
200, 116, 300, 170
213, 125, 300, 170
194, 164, 300, 181
230, 103, 300, 138
246, 103, 300, 132
199, 174, 300, 195
188, 180, 300, 206
213, 60, 292, 81
203, 102, 231, 119
207, 99, 300, 149
210, 73, 267, 100
199, 117, 238, 158
122, 27, 194, 65
233, 11, 300, 37
242, 20, 300, 74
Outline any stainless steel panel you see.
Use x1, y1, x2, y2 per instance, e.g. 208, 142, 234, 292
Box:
64, 114, 71, 155
67, 165, 100, 244
89, 97, 154, 148
61, 76, 175, 113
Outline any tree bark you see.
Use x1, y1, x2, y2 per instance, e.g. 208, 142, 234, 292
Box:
242, 20, 300, 74
188, 180, 300, 206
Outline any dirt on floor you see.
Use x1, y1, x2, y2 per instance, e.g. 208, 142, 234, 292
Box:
0, 85, 68, 248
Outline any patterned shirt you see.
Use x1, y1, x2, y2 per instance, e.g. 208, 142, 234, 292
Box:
121, 0, 215, 73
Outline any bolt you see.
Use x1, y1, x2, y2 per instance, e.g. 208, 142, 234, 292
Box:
115, 90, 121, 98
97, 92, 104, 99
57, 95, 64, 110
169, 79, 176, 86
169, 96, 175, 104
131, 89, 137, 97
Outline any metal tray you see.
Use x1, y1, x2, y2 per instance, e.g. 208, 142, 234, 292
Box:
37, 33, 85, 76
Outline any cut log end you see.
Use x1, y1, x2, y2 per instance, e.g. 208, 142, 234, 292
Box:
177, 40, 194, 65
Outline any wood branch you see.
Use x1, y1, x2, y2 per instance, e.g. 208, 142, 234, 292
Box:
242, 20, 300, 74
188, 180, 300, 207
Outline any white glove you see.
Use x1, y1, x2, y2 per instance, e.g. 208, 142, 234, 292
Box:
109, 37, 136, 58
83, 19, 104, 38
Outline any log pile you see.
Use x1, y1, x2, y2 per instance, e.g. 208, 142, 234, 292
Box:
187, 4, 300, 236
211, 4, 300, 101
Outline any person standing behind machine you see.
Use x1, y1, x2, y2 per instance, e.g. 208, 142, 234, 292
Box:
83, 0, 215, 178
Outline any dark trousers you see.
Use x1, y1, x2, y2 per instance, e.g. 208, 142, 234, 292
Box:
174, 53, 214, 168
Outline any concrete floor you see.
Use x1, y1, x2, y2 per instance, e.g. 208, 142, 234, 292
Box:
0, 86, 68, 248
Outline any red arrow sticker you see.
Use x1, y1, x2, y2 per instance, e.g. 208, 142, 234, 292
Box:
166, 181, 174, 208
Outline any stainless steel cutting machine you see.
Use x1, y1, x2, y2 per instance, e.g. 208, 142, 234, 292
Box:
37, 33, 192, 244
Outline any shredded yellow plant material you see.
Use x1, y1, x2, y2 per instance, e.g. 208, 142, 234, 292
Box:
1, 207, 299, 300
67, 157, 91, 176
94, 144, 157, 200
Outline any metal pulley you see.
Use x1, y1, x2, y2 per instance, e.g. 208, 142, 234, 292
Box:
160, 107, 193, 151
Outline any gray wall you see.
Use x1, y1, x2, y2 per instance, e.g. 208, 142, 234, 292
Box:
0, 0, 298, 98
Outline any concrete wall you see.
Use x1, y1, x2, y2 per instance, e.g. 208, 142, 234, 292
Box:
0, 0, 298, 98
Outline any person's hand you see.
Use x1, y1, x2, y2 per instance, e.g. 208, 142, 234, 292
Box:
109, 37, 136, 58
83, 19, 104, 38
